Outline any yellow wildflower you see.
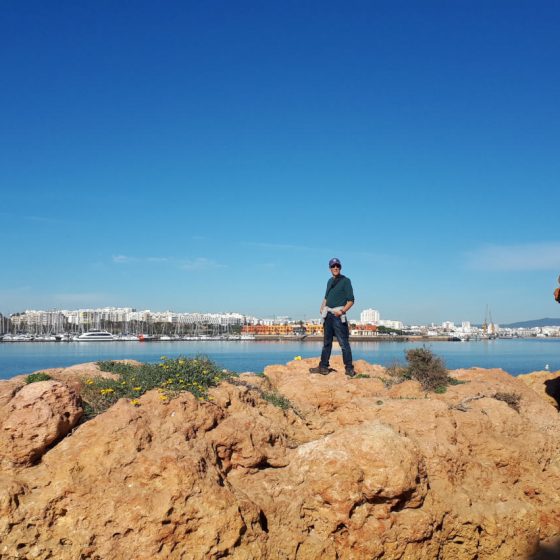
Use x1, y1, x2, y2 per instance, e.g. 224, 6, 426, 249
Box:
86, 379, 94, 385
160, 394, 168, 401
130, 399, 140, 406
294, 356, 302, 361
133, 386, 142, 391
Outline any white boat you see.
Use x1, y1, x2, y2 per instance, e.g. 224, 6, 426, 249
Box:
117, 334, 140, 341
73, 330, 116, 341
55, 333, 72, 342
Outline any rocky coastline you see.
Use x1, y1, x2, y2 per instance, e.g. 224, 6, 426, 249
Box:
1, 358, 560, 559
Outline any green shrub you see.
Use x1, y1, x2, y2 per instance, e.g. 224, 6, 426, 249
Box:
404, 347, 450, 391
25, 372, 52, 384
385, 347, 453, 392
81, 356, 234, 418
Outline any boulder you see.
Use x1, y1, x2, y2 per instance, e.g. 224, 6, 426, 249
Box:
0, 380, 82, 468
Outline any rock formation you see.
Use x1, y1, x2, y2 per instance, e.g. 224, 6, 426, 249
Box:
1, 358, 560, 559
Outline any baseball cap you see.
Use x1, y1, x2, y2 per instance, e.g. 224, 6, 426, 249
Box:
329, 258, 342, 267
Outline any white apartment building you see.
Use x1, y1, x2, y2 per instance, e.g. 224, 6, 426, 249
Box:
360, 308, 380, 324
378, 319, 404, 330
10, 310, 67, 330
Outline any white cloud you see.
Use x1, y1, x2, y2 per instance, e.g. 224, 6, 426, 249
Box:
112, 255, 222, 271
466, 242, 560, 271
180, 258, 226, 271
112, 255, 136, 263
113, 255, 170, 264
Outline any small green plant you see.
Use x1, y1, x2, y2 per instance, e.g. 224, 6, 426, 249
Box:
493, 391, 521, 412
81, 356, 234, 418
434, 385, 447, 394
354, 373, 371, 379
261, 391, 292, 410
448, 377, 467, 386
25, 372, 52, 384
383, 362, 410, 387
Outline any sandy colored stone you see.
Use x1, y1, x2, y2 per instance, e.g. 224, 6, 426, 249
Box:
0, 358, 560, 559
0, 380, 83, 468
518, 369, 560, 411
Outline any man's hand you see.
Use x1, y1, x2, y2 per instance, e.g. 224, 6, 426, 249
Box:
334, 309, 344, 317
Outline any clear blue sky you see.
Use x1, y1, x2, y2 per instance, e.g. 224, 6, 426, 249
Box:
2, 1, 559, 324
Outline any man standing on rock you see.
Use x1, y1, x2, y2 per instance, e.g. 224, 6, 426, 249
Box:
310, 257, 355, 377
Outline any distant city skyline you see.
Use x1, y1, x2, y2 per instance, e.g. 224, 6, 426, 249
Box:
2, 304, 557, 329
2, 2, 559, 324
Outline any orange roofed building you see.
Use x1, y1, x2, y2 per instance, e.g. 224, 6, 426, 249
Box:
241, 323, 378, 336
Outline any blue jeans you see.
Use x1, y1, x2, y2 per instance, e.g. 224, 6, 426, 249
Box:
320, 312, 353, 369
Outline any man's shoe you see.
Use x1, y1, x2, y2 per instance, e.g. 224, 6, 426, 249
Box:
309, 366, 330, 375
345, 368, 356, 377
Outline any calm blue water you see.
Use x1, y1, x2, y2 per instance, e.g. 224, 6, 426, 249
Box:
1, 339, 559, 379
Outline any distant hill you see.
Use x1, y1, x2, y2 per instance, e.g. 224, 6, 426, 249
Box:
501, 318, 560, 328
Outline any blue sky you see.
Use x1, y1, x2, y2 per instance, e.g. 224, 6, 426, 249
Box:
1, 1, 559, 324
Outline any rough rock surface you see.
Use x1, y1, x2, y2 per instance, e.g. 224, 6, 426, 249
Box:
518, 369, 560, 411
0, 380, 82, 468
1, 357, 560, 559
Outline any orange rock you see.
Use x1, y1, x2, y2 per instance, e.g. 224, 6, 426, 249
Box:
0, 359, 559, 559
518, 369, 560, 411
0, 380, 82, 468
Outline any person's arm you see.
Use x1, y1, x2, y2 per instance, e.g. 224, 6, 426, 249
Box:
321, 278, 332, 313
334, 300, 353, 316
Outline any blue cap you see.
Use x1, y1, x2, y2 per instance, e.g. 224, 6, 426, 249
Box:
329, 258, 341, 267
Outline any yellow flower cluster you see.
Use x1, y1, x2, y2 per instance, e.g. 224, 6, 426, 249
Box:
130, 399, 140, 406
133, 386, 142, 391
86, 379, 94, 385
294, 356, 302, 361
99, 388, 115, 395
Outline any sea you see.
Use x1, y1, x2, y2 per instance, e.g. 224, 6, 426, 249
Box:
1, 338, 559, 380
